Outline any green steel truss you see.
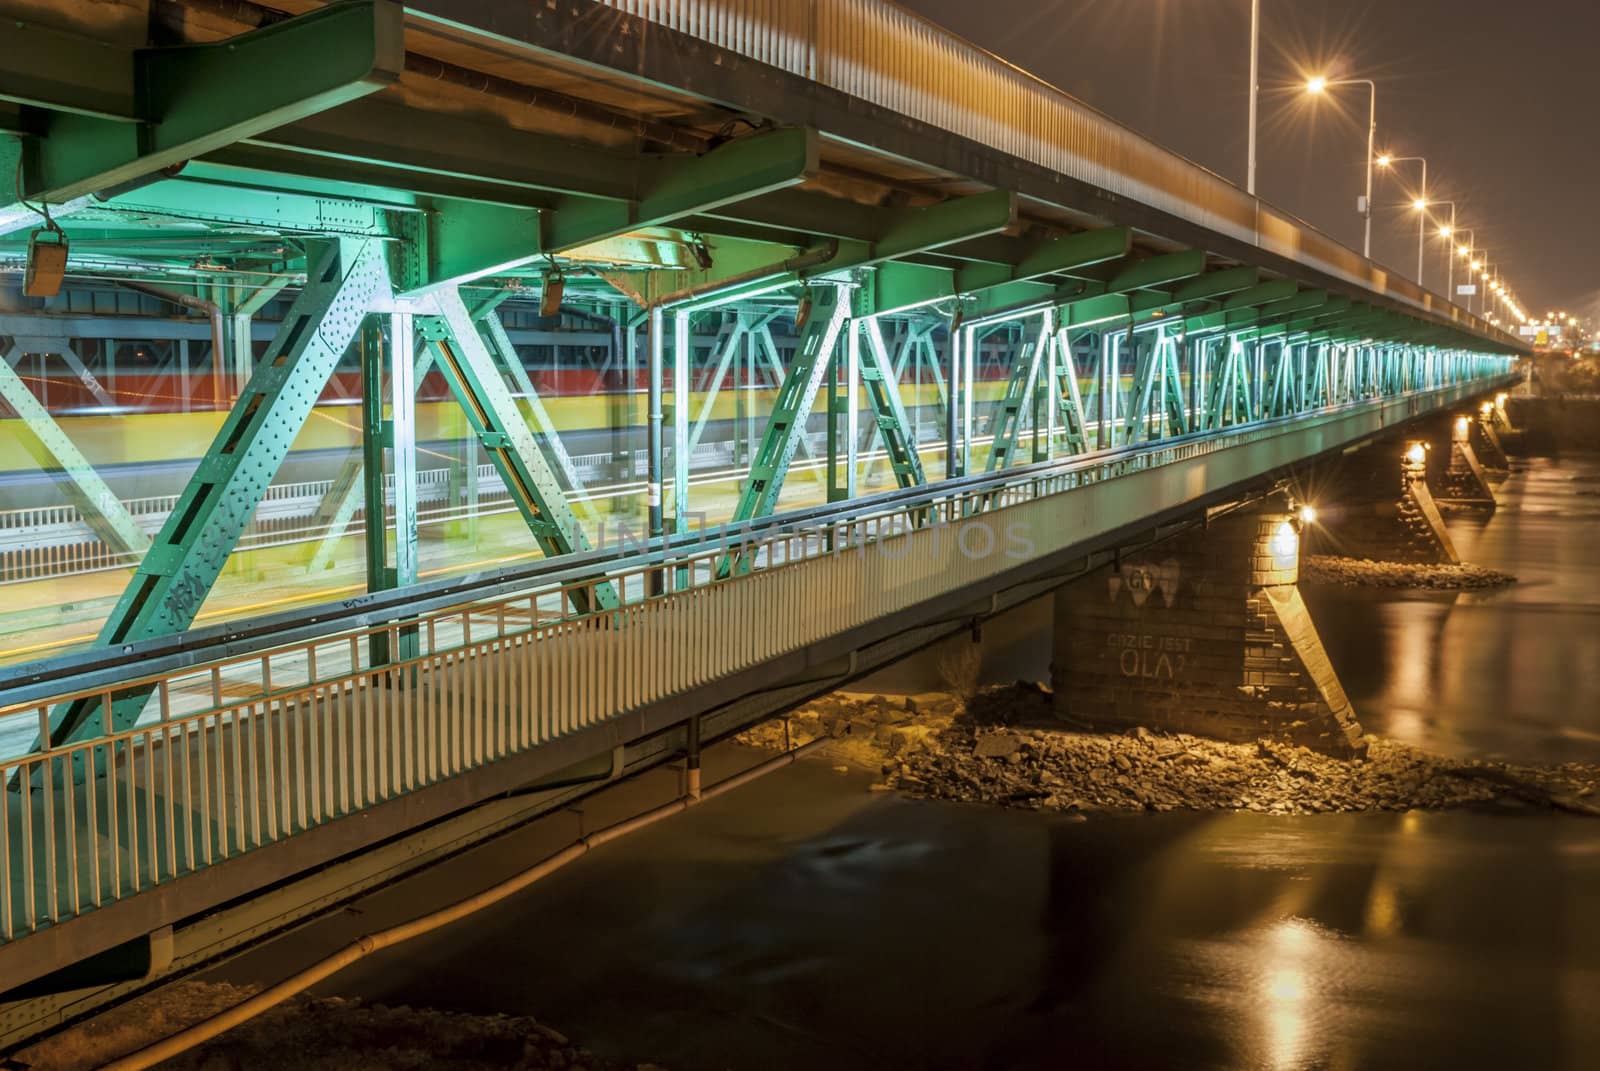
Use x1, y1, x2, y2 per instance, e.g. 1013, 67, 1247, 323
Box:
417, 289, 619, 613
858, 318, 927, 488
720, 285, 852, 574
46, 237, 391, 746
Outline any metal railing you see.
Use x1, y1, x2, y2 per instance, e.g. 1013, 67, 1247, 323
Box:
0, 367, 1517, 942
598, 0, 1508, 344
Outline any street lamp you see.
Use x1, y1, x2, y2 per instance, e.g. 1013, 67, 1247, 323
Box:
1306, 76, 1378, 257
1247, 0, 1261, 195
1375, 153, 1427, 285
1432, 200, 1458, 298
1454, 228, 1478, 314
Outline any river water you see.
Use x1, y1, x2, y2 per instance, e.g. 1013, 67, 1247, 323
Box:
288, 455, 1600, 1070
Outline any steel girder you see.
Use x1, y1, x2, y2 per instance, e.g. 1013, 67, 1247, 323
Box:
725, 284, 852, 531
395, 127, 820, 293
8, 1, 404, 207
858, 318, 928, 488
985, 313, 1053, 472
46, 237, 391, 748
417, 290, 619, 613
865, 226, 1131, 317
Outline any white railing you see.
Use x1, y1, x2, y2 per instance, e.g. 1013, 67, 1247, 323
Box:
0, 367, 1518, 943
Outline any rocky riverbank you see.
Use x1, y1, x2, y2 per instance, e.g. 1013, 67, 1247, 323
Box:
740, 686, 1600, 817
16, 982, 662, 1071
1303, 555, 1517, 591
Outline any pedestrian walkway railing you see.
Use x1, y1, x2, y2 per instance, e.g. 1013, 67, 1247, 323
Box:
0, 372, 1518, 942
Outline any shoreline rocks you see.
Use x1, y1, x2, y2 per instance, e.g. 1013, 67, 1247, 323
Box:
14, 982, 665, 1071
741, 686, 1600, 818
1303, 555, 1517, 591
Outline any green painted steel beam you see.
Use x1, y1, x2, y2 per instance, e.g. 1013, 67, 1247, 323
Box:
253, 98, 637, 203
200, 143, 562, 213
1062, 292, 1130, 328
1099, 249, 1208, 292
951, 227, 1131, 297
868, 225, 1125, 316
859, 317, 927, 488
46, 237, 391, 749
1173, 266, 1260, 304
855, 188, 1018, 265
411, 127, 819, 292
0, 21, 137, 120
20, 1, 404, 204
1224, 279, 1299, 310
107, 177, 404, 236
1257, 289, 1330, 319
725, 285, 851, 532
551, 126, 820, 251
703, 188, 1019, 266
419, 289, 618, 612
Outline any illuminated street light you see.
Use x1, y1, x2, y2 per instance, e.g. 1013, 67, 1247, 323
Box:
1378, 154, 1430, 285
1430, 200, 1459, 297
1247, 0, 1261, 194
1307, 76, 1378, 256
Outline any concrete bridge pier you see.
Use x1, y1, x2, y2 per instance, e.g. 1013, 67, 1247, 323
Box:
1471, 401, 1512, 471
1440, 413, 1499, 509
1051, 505, 1365, 757
1302, 438, 1459, 564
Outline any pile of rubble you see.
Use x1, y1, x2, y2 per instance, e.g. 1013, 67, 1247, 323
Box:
1303, 555, 1517, 591
743, 686, 1600, 817
16, 982, 663, 1071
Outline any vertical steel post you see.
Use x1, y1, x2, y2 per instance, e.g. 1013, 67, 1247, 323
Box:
672, 308, 691, 540
648, 306, 665, 595
390, 313, 419, 591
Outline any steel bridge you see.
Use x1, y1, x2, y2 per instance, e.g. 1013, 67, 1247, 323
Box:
0, 0, 1520, 1024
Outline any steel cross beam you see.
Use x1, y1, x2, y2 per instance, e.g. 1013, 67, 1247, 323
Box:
417, 289, 619, 613
11, 1, 405, 207
985, 313, 1054, 472
858, 317, 928, 488
865, 225, 1131, 317
405, 127, 820, 293
45, 237, 391, 749
724, 284, 852, 539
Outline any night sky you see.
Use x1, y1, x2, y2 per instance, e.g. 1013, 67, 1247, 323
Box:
897, 0, 1598, 321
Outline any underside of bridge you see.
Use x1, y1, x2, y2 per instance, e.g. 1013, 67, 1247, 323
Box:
0, 0, 1525, 1043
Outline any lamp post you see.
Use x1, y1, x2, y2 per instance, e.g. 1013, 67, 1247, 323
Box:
1454, 228, 1476, 312
1433, 201, 1458, 299
1306, 76, 1378, 258
1375, 154, 1427, 285
1247, 0, 1261, 195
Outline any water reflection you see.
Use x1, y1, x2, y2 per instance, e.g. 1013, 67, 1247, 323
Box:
323, 767, 1600, 1071
1305, 455, 1600, 764
300, 456, 1600, 1071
